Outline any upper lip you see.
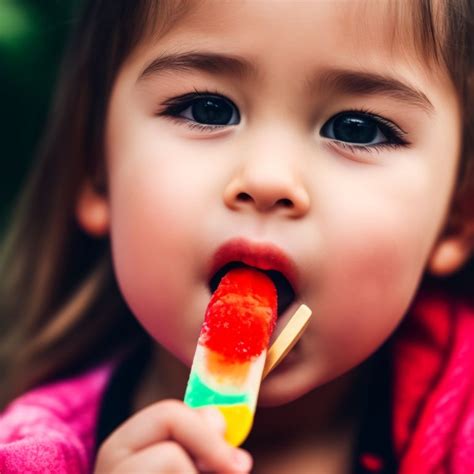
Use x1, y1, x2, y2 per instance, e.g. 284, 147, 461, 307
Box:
208, 237, 299, 293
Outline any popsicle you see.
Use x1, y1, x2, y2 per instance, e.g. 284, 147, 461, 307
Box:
184, 267, 277, 446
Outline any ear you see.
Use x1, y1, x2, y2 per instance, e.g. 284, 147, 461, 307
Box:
428, 219, 474, 276
76, 180, 110, 237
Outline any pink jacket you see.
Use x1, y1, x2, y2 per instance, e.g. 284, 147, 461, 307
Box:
0, 362, 113, 473
0, 287, 473, 473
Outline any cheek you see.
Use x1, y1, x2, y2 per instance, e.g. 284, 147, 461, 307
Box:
105, 138, 215, 357
325, 218, 416, 338
310, 170, 448, 373
316, 222, 413, 370
111, 173, 191, 341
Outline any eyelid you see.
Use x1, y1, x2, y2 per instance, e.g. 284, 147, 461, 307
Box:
159, 89, 238, 113
346, 109, 408, 136
330, 141, 407, 156
320, 108, 410, 151
324, 109, 408, 137
157, 89, 240, 132
165, 116, 229, 133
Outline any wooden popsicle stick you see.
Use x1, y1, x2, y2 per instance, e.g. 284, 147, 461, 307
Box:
262, 304, 312, 379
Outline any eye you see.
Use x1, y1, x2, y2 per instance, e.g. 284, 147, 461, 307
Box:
320, 111, 408, 149
158, 91, 240, 131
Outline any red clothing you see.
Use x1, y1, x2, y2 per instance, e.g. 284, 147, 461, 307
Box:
392, 286, 474, 473
0, 286, 473, 473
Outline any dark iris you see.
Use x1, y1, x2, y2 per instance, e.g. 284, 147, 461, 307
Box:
330, 114, 378, 144
191, 97, 234, 125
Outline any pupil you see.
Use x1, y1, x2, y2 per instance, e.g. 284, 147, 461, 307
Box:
333, 115, 377, 143
192, 98, 233, 125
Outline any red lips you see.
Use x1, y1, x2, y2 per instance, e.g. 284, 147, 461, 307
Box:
209, 237, 299, 293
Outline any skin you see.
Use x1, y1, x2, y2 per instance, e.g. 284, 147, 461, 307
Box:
77, 1, 474, 472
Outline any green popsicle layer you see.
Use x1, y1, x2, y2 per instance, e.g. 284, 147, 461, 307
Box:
184, 371, 249, 408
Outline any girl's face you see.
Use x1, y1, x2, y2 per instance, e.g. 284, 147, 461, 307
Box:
101, 0, 461, 405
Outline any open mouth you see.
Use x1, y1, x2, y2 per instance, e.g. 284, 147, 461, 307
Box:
208, 261, 296, 317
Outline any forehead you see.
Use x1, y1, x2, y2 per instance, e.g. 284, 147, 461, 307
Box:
119, 0, 456, 117
137, 0, 441, 75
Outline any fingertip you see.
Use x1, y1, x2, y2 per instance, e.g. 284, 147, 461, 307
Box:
197, 448, 252, 474
231, 448, 253, 472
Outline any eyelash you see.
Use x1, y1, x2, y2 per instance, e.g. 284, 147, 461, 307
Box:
157, 88, 232, 133
157, 90, 410, 151
324, 108, 411, 154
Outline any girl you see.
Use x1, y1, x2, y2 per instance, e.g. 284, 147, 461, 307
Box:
1, 0, 473, 472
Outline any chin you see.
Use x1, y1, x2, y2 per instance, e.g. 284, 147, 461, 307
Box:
257, 386, 306, 407
257, 364, 320, 407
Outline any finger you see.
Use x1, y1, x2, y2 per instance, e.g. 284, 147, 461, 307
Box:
196, 406, 226, 434
100, 400, 252, 473
195, 408, 249, 474
108, 441, 198, 474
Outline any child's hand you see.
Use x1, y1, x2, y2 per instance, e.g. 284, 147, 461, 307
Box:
94, 400, 253, 473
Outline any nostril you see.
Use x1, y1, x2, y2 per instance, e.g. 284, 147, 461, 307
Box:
277, 198, 293, 208
237, 192, 253, 202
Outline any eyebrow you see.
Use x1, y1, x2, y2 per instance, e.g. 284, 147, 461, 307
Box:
138, 50, 434, 113
138, 50, 259, 82
317, 69, 434, 114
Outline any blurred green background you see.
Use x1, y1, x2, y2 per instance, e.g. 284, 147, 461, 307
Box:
0, 0, 81, 231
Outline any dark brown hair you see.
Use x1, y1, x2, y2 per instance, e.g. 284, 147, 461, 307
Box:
0, 0, 472, 406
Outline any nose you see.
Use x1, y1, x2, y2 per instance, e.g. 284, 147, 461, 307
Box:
223, 129, 311, 218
